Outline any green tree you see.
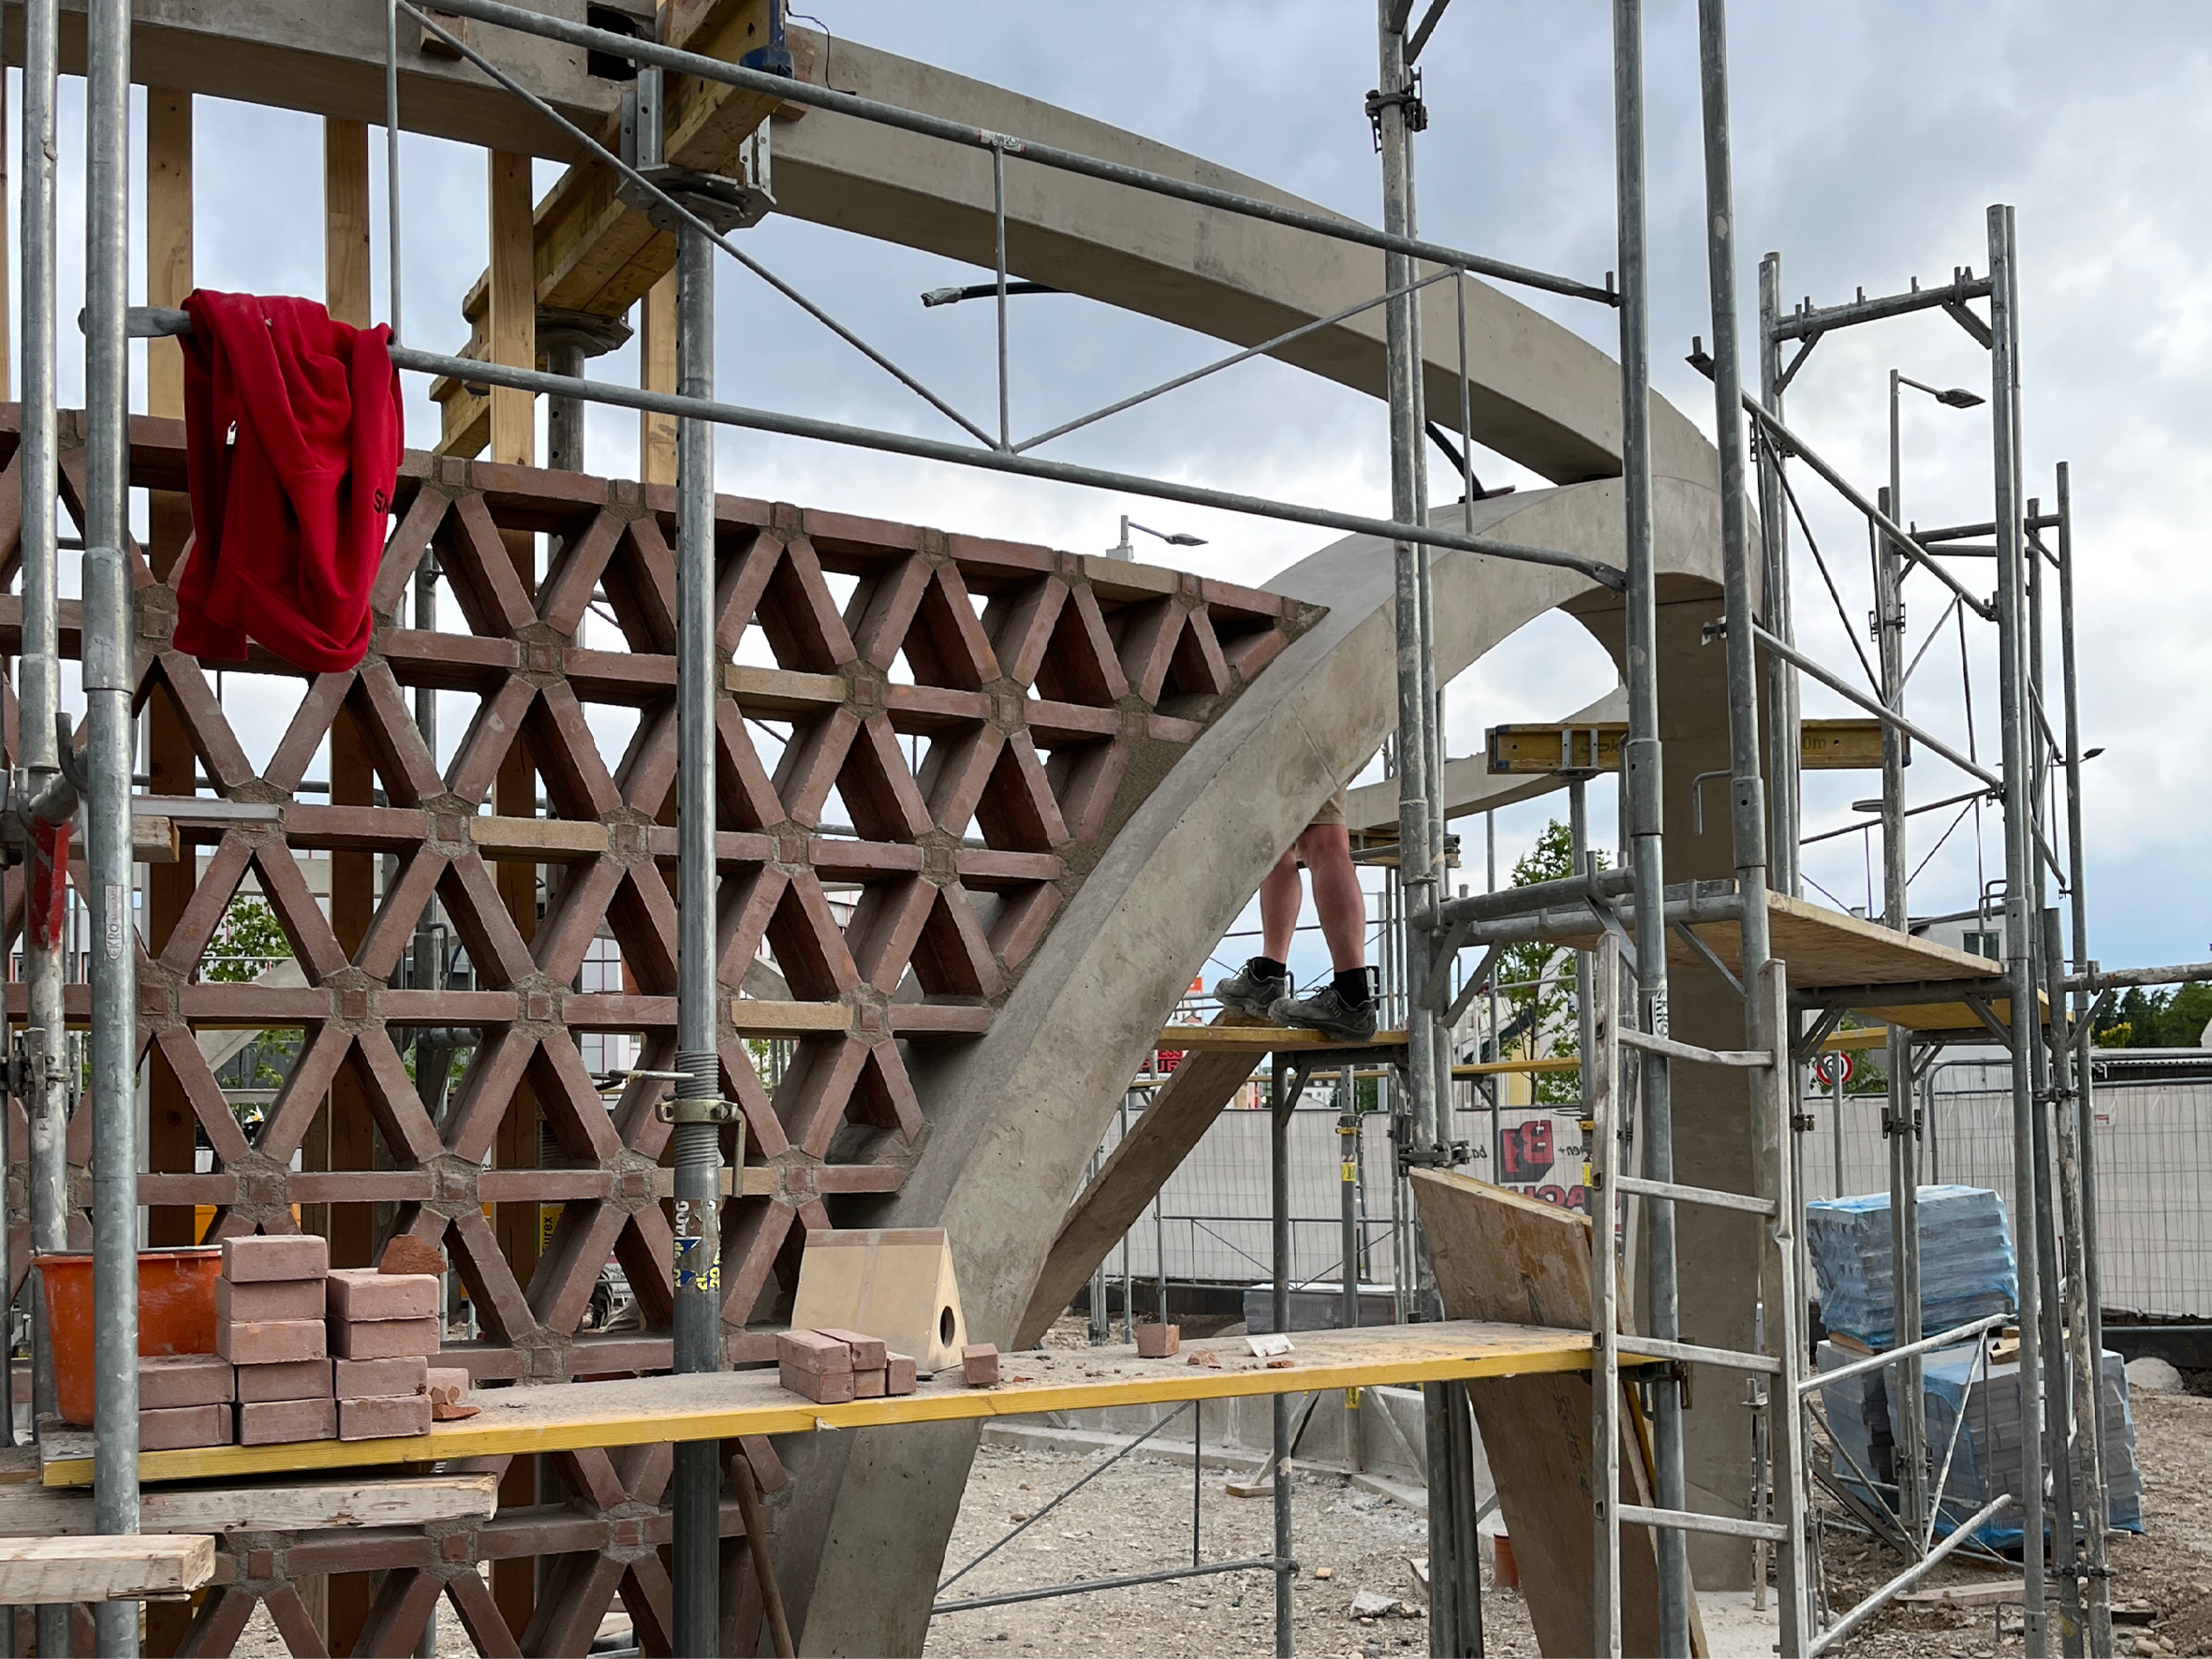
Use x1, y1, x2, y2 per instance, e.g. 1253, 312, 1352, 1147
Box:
1493, 819, 1604, 1106
202, 898, 299, 1093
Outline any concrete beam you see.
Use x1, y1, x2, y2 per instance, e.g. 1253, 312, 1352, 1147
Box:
0, 0, 614, 159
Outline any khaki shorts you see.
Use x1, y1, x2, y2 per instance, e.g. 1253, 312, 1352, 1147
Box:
1307, 785, 1348, 829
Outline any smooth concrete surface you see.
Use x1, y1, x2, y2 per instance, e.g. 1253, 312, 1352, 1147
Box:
1341, 683, 1628, 832
780, 474, 1768, 1654
4, 0, 612, 157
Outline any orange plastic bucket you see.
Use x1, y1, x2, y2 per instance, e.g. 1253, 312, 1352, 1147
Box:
36, 1249, 223, 1426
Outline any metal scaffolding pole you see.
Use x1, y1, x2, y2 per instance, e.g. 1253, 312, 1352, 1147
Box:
83, 1, 142, 1652
1987, 202, 2047, 1659
670, 217, 726, 1657
1376, 3, 1442, 1182
2054, 463, 2114, 1658
1757, 253, 1801, 898
1270, 1058, 1294, 1659
1877, 481, 1928, 1542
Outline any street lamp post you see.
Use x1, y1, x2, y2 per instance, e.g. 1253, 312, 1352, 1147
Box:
1111, 515, 1207, 556
1881, 368, 1984, 1538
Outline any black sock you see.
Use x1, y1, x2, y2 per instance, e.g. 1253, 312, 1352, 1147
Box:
1251, 956, 1289, 980
1332, 967, 1373, 1006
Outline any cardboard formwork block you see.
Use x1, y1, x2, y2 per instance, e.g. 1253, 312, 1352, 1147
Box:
221, 1234, 327, 1283
327, 1270, 439, 1322
886, 1354, 918, 1396
332, 1357, 428, 1400
140, 1354, 234, 1411
217, 1277, 325, 1324
234, 1358, 333, 1403
789, 1228, 969, 1375
140, 1403, 232, 1451
777, 1362, 856, 1405
238, 1396, 338, 1446
774, 1329, 852, 1376
338, 1394, 434, 1442
330, 1316, 439, 1361
962, 1344, 1000, 1387
216, 1318, 326, 1366
1135, 1323, 1180, 1358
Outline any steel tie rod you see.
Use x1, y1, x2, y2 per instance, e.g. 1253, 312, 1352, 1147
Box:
121, 302, 1624, 588
412, 0, 1619, 305
1751, 623, 2001, 791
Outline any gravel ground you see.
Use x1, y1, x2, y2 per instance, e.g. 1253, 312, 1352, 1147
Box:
1816, 1387, 2212, 1659
200, 1333, 2212, 1657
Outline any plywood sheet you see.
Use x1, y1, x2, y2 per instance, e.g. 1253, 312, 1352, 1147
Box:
1412, 1169, 1705, 1659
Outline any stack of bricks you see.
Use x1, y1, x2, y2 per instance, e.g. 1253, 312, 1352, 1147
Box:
775, 1329, 918, 1403
219, 1235, 336, 1446
327, 1269, 443, 1441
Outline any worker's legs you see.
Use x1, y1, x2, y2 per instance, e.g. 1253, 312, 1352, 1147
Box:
1271, 825, 1377, 1041
1296, 822, 1365, 972
1257, 846, 1305, 964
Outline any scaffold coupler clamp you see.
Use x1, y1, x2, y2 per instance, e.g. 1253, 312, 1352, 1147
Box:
656, 1097, 743, 1125
1364, 74, 1427, 148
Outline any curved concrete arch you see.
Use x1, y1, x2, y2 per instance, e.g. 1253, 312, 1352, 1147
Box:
782, 473, 1758, 1653
766, 31, 1717, 489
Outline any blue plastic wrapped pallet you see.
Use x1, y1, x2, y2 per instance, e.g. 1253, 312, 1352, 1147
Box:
1806, 1185, 2017, 1347
1916, 1343, 2144, 1548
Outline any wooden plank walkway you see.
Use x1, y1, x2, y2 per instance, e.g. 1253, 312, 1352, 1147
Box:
42, 1321, 1634, 1488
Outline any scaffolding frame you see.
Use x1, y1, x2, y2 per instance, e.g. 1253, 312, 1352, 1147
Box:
19, 0, 2187, 1653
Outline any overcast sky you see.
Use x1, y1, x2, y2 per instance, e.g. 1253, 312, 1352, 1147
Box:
28, 1, 2212, 991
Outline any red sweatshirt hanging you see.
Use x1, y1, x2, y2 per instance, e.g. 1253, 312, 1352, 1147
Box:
173, 290, 403, 674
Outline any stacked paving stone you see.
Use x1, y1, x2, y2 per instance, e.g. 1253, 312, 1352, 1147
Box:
219, 1234, 336, 1446
775, 1329, 918, 1403
327, 1269, 443, 1441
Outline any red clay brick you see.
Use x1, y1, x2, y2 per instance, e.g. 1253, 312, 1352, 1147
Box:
338, 1394, 433, 1442
379, 1236, 448, 1277
140, 1353, 233, 1410
238, 1396, 338, 1446
852, 1367, 887, 1400
217, 1317, 327, 1366
886, 1354, 918, 1396
139, 1403, 231, 1450
777, 1361, 855, 1404
424, 1367, 469, 1409
774, 1329, 851, 1376
333, 1357, 427, 1399
962, 1344, 1000, 1387
330, 1316, 439, 1360
221, 1233, 327, 1283
326, 1269, 438, 1321
816, 1328, 887, 1371
216, 1276, 323, 1324
234, 1358, 332, 1402
1135, 1322, 1180, 1358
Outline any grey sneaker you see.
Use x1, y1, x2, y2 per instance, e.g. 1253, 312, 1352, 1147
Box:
1269, 982, 1379, 1044
1214, 958, 1290, 1019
